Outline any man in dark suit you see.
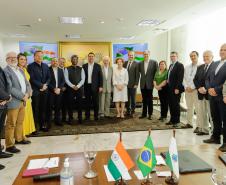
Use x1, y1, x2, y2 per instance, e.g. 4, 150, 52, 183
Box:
64, 55, 85, 124
193, 50, 214, 135
27, 50, 51, 132
204, 44, 226, 152
83, 52, 103, 121
166, 51, 184, 126
123, 51, 139, 116
46, 58, 65, 127
0, 65, 13, 170
139, 50, 158, 120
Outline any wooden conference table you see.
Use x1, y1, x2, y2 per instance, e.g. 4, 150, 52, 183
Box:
13, 145, 225, 185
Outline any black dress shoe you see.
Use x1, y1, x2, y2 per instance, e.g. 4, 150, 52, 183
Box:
182, 124, 193, 128
148, 115, 152, 120
41, 127, 49, 132
126, 111, 131, 116
196, 132, 209, 136
166, 121, 173, 125
94, 117, 99, 121
0, 152, 13, 158
219, 143, 226, 152
29, 131, 38, 136
15, 140, 31, 145
203, 137, 220, 144
55, 122, 63, 126
0, 164, 5, 170
6, 146, 21, 153
78, 119, 82, 124
193, 127, 200, 133
139, 115, 146, 119
158, 117, 163, 120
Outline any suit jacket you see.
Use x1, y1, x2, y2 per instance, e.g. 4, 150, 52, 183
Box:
167, 61, 184, 93
0, 67, 10, 109
27, 62, 51, 96
48, 67, 65, 93
123, 61, 139, 88
139, 59, 158, 89
205, 61, 226, 100
101, 66, 113, 93
83, 63, 103, 92
193, 63, 213, 100
4, 66, 30, 109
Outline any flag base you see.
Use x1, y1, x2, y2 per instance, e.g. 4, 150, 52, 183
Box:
115, 179, 127, 185
165, 176, 179, 185
141, 179, 152, 185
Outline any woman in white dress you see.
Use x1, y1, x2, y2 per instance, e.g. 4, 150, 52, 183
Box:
113, 58, 129, 118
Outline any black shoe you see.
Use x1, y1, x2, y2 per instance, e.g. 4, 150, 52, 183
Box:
0, 152, 13, 158
148, 115, 152, 120
196, 132, 209, 136
193, 127, 200, 133
0, 164, 5, 170
219, 143, 226, 152
85, 117, 90, 121
94, 117, 99, 121
41, 127, 49, 132
78, 119, 82, 124
55, 122, 63, 126
166, 121, 173, 125
6, 146, 21, 153
126, 111, 131, 116
139, 115, 146, 119
158, 117, 163, 121
182, 124, 193, 128
29, 131, 38, 136
15, 140, 31, 145
203, 137, 220, 144
67, 120, 73, 125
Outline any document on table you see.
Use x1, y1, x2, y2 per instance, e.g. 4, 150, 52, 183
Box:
103, 165, 131, 182
133, 170, 152, 180
156, 171, 171, 177
156, 155, 166, 165
27, 157, 59, 170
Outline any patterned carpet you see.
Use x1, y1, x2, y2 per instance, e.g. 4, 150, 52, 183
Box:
31, 109, 187, 137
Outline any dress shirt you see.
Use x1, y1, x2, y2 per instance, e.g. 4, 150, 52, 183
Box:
52, 67, 58, 88
167, 61, 177, 81
183, 63, 198, 89
10, 66, 26, 94
88, 62, 94, 84
144, 60, 149, 74
64, 67, 85, 89
104, 66, 108, 80
215, 60, 226, 75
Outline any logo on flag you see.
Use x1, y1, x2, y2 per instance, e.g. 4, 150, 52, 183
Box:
172, 154, 178, 162
139, 146, 153, 167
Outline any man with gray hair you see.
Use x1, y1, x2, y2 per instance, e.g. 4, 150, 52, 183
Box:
4, 52, 31, 154
193, 50, 214, 135
99, 56, 113, 118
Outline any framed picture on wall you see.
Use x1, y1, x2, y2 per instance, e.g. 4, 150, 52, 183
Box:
19, 42, 58, 64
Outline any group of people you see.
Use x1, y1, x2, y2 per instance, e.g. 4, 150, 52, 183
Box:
0, 44, 226, 170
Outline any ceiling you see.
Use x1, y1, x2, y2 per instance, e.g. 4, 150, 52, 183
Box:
0, 0, 226, 43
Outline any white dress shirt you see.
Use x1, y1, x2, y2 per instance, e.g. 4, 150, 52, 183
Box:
88, 62, 94, 84
52, 67, 58, 88
64, 67, 85, 88
215, 60, 226, 75
10, 66, 26, 94
183, 63, 198, 89
144, 60, 149, 74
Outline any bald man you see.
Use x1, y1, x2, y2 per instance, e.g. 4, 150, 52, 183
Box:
99, 56, 113, 118
193, 50, 214, 136
204, 44, 226, 152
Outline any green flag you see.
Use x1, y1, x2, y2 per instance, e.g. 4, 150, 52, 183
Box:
136, 136, 157, 177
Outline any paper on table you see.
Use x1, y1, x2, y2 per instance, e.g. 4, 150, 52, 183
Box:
103, 165, 131, 182
27, 157, 59, 170
133, 170, 152, 180
156, 155, 166, 165
156, 171, 171, 177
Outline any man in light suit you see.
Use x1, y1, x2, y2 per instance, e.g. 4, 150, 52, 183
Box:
4, 52, 31, 154
204, 43, 226, 152
99, 56, 113, 118
123, 51, 139, 116
139, 50, 158, 120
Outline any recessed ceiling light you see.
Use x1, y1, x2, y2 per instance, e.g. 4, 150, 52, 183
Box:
60, 17, 83, 24
9, 33, 26, 38
38, 18, 42, 22
100, 20, 105, 24
120, 36, 135, 40
137, 19, 164, 26
117, 18, 124, 22
65, 34, 81, 39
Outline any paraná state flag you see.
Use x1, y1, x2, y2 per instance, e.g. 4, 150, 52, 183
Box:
165, 137, 179, 179
107, 140, 135, 180
137, 136, 157, 177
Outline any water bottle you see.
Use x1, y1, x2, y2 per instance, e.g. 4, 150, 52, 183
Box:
60, 158, 74, 185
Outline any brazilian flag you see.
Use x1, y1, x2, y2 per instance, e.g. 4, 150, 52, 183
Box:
137, 136, 157, 177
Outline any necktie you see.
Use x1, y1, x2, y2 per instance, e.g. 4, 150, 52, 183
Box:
204, 64, 208, 73
128, 62, 132, 70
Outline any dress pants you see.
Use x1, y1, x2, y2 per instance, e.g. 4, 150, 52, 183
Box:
46, 92, 63, 125
126, 88, 137, 113
209, 97, 226, 143
5, 103, 25, 148
31, 90, 48, 130
61, 88, 69, 121
158, 86, 168, 118
68, 88, 83, 121
185, 91, 199, 125
0, 108, 7, 152
99, 92, 111, 117
141, 87, 153, 116
85, 84, 99, 119
197, 99, 212, 133
168, 88, 181, 124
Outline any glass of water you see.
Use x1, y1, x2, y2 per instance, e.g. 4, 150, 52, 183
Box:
84, 143, 97, 178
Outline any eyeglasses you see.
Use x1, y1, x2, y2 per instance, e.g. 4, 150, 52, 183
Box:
7, 57, 17, 60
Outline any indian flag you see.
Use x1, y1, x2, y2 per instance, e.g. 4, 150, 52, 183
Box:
107, 141, 135, 180
165, 137, 179, 179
